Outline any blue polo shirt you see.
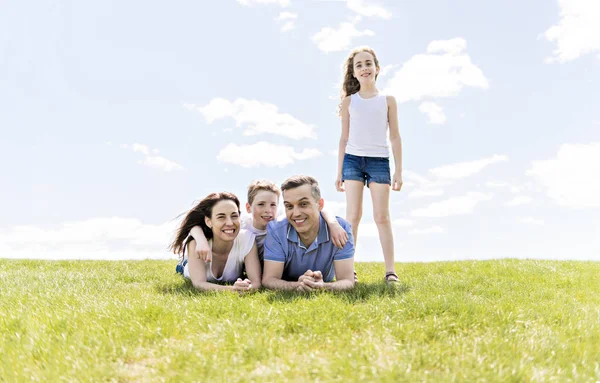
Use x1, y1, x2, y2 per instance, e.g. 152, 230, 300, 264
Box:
264, 213, 355, 282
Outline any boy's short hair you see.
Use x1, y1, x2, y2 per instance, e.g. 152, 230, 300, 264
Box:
247, 180, 281, 205
280, 175, 321, 202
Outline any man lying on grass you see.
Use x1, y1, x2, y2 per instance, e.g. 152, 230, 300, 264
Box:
262, 175, 356, 292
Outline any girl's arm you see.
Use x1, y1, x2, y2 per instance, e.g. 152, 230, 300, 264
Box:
186, 240, 246, 292
189, 226, 211, 262
321, 209, 348, 249
243, 242, 261, 290
387, 95, 403, 191
336, 96, 351, 192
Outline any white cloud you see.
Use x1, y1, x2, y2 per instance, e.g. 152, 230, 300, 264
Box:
403, 170, 433, 185
392, 218, 415, 227
411, 192, 493, 217
378, 64, 396, 79
357, 222, 379, 237
217, 141, 322, 168
0, 218, 179, 260
485, 181, 524, 194
185, 99, 317, 140
280, 21, 296, 32
384, 38, 489, 103
429, 155, 508, 180
120, 143, 183, 172
275, 12, 297, 32
346, 0, 391, 19
418, 102, 447, 124
505, 196, 533, 207
527, 142, 600, 208
132, 143, 150, 155
409, 226, 445, 235
237, 0, 290, 6
324, 201, 346, 216
408, 189, 444, 198
544, 0, 600, 63
275, 11, 297, 21
311, 22, 375, 53
139, 156, 184, 172
520, 217, 545, 225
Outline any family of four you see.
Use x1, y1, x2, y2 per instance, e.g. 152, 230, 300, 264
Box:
171, 176, 356, 292
170, 45, 403, 291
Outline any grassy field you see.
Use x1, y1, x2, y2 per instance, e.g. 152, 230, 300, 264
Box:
1, 259, 599, 382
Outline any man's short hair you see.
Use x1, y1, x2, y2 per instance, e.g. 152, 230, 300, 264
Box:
281, 175, 321, 202
247, 180, 281, 205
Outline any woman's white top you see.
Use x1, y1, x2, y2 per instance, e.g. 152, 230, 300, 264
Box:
184, 229, 255, 283
345, 92, 390, 157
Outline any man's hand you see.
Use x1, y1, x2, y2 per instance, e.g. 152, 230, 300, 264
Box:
329, 223, 348, 249
392, 171, 403, 191
195, 241, 211, 262
296, 270, 325, 292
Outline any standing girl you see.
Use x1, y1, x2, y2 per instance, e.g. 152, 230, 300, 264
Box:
335, 46, 403, 283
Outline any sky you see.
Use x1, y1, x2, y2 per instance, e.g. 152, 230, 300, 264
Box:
1, 0, 599, 262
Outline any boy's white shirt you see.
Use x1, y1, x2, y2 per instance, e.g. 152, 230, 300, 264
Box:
241, 214, 267, 237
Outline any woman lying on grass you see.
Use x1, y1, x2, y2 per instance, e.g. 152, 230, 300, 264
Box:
170, 192, 261, 292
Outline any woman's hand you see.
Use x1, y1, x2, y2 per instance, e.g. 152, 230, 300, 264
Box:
195, 241, 211, 262
232, 278, 252, 292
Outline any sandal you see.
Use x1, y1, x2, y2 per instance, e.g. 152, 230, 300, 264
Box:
385, 272, 399, 283
354, 271, 359, 283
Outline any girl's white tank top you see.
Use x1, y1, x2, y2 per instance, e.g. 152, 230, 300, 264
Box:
346, 92, 389, 157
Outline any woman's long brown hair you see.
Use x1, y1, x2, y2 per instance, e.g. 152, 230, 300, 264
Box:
169, 192, 240, 257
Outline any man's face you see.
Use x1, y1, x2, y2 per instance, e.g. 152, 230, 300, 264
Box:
283, 184, 323, 237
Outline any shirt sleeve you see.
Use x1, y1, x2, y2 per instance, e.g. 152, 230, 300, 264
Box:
263, 223, 286, 263
334, 220, 355, 261
240, 215, 253, 230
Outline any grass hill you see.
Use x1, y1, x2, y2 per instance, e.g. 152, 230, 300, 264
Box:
1, 259, 598, 382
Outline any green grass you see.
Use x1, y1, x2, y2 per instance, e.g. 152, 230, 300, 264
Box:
1, 259, 599, 382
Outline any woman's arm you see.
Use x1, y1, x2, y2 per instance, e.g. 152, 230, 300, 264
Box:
186, 240, 237, 292
387, 95, 403, 191
336, 96, 351, 192
243, 242, 261, 290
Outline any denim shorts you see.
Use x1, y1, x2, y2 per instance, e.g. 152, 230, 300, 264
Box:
342, 153, 391, 186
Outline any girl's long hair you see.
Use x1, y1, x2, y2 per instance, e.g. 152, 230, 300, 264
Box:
338, 46, 380, 115
169, 192, 240, 257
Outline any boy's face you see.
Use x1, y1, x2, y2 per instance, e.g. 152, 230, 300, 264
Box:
246, 190, 279, 230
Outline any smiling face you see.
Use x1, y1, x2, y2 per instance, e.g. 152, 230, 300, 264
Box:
246, 190, 278, 230
205, 200, 241, 243
353, 51, 379, 86
283, 184, 323, 240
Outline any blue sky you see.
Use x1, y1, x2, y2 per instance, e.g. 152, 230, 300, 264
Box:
1, 0, 599, 262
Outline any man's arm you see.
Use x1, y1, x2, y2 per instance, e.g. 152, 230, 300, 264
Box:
262, 260, 304, 291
